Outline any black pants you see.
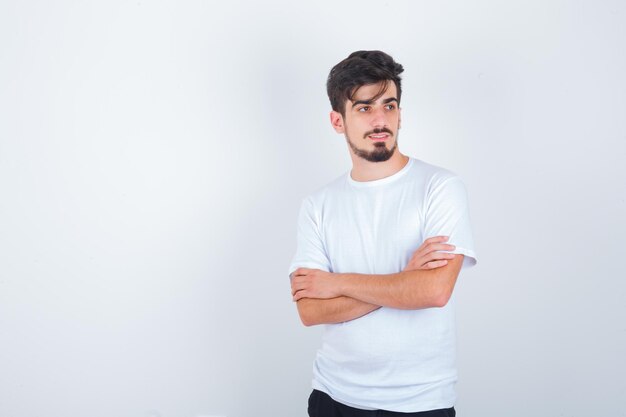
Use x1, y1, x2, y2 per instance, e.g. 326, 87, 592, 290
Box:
308, 390, 456, 417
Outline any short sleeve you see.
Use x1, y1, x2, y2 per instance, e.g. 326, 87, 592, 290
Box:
422, 176, 478, 268
288, 197, 332, 278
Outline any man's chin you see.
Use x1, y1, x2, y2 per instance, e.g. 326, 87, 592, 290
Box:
347, 135, 398, 162
363, 146, 395, 162
368, 153, 394, 162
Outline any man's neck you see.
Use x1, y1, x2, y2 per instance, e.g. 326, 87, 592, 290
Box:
349, 151, 410, 182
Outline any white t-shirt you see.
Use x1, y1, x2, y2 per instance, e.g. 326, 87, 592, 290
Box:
288, 157, 478, 412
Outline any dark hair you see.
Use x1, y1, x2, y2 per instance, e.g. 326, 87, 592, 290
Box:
326, 50, 404, 116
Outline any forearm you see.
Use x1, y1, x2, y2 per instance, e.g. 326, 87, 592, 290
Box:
335, 255, 463, 309
296, 296, 380, 327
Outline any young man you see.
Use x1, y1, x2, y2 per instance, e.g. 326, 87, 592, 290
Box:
289, 50, 478, 417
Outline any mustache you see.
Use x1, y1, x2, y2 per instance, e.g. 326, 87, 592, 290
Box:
363, 127, 393, 139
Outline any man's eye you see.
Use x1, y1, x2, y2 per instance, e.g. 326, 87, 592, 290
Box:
358, 106, 370, 112
385, 104, 396, 110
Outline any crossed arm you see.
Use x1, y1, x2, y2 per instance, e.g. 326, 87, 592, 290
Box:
290, 236, 464, 326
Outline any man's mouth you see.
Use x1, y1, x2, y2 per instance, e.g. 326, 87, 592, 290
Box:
368, 133, 390, 141
365, 128, 393, 141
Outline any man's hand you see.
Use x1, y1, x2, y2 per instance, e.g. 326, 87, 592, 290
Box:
291, 268, 338, 301
404, 235, 456, 271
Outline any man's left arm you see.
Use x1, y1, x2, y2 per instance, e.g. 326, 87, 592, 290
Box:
291, 254, 464, 310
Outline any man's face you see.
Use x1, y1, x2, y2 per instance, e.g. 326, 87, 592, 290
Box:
331, 81, 401, 163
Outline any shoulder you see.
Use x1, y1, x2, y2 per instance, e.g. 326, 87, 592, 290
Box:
409, 157, 458, 181
406, 157, 463, 191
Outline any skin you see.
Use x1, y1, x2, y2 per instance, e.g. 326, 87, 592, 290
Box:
292, 81, 464, 326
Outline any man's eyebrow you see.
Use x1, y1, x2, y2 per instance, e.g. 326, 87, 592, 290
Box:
351, 97, 399, 108
351, 99, 373, 108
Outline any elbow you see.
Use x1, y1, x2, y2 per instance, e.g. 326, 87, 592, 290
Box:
420, 255, 463, 309
297, 300, 319, 327
427, 273, 458, 308
299, 313, 316, 327
300, 315, 323, 327
431, 295, 450, 308
431, 288, 453, 308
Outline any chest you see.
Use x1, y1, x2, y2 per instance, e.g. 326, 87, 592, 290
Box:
320, 187, 425, 274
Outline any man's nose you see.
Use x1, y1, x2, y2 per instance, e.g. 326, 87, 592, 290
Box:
370, 107, 387, 128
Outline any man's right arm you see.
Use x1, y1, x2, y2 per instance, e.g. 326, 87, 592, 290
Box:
295, 295, 380, 327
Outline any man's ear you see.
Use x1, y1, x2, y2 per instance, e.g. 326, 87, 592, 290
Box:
330, 111, 345, 134
398, 106, 402, 130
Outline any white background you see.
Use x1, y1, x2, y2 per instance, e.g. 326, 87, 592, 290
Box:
1, 1, 625, 416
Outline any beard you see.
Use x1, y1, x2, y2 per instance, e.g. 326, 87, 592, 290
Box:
345, 127, 398, 163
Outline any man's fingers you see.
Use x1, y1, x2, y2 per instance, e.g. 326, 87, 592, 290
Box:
293, 290, 307, 301
291, 283, 307, 296
424, 260, 448, 269
415, 252, 455, 268
413, 239, 454, 255
403, 238, 457, 272
417, 236, 449, 252
423, 251, 456, 261
293, 268, 311, 277
424, 243, 456, 252
414, 236, 448, 255
290, 278, 309, 296
411, 243, 455, 260
290, 270, 323, 297
409, 244, 456, 263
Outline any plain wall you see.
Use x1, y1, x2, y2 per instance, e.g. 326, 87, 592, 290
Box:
1, 1, 624, 416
